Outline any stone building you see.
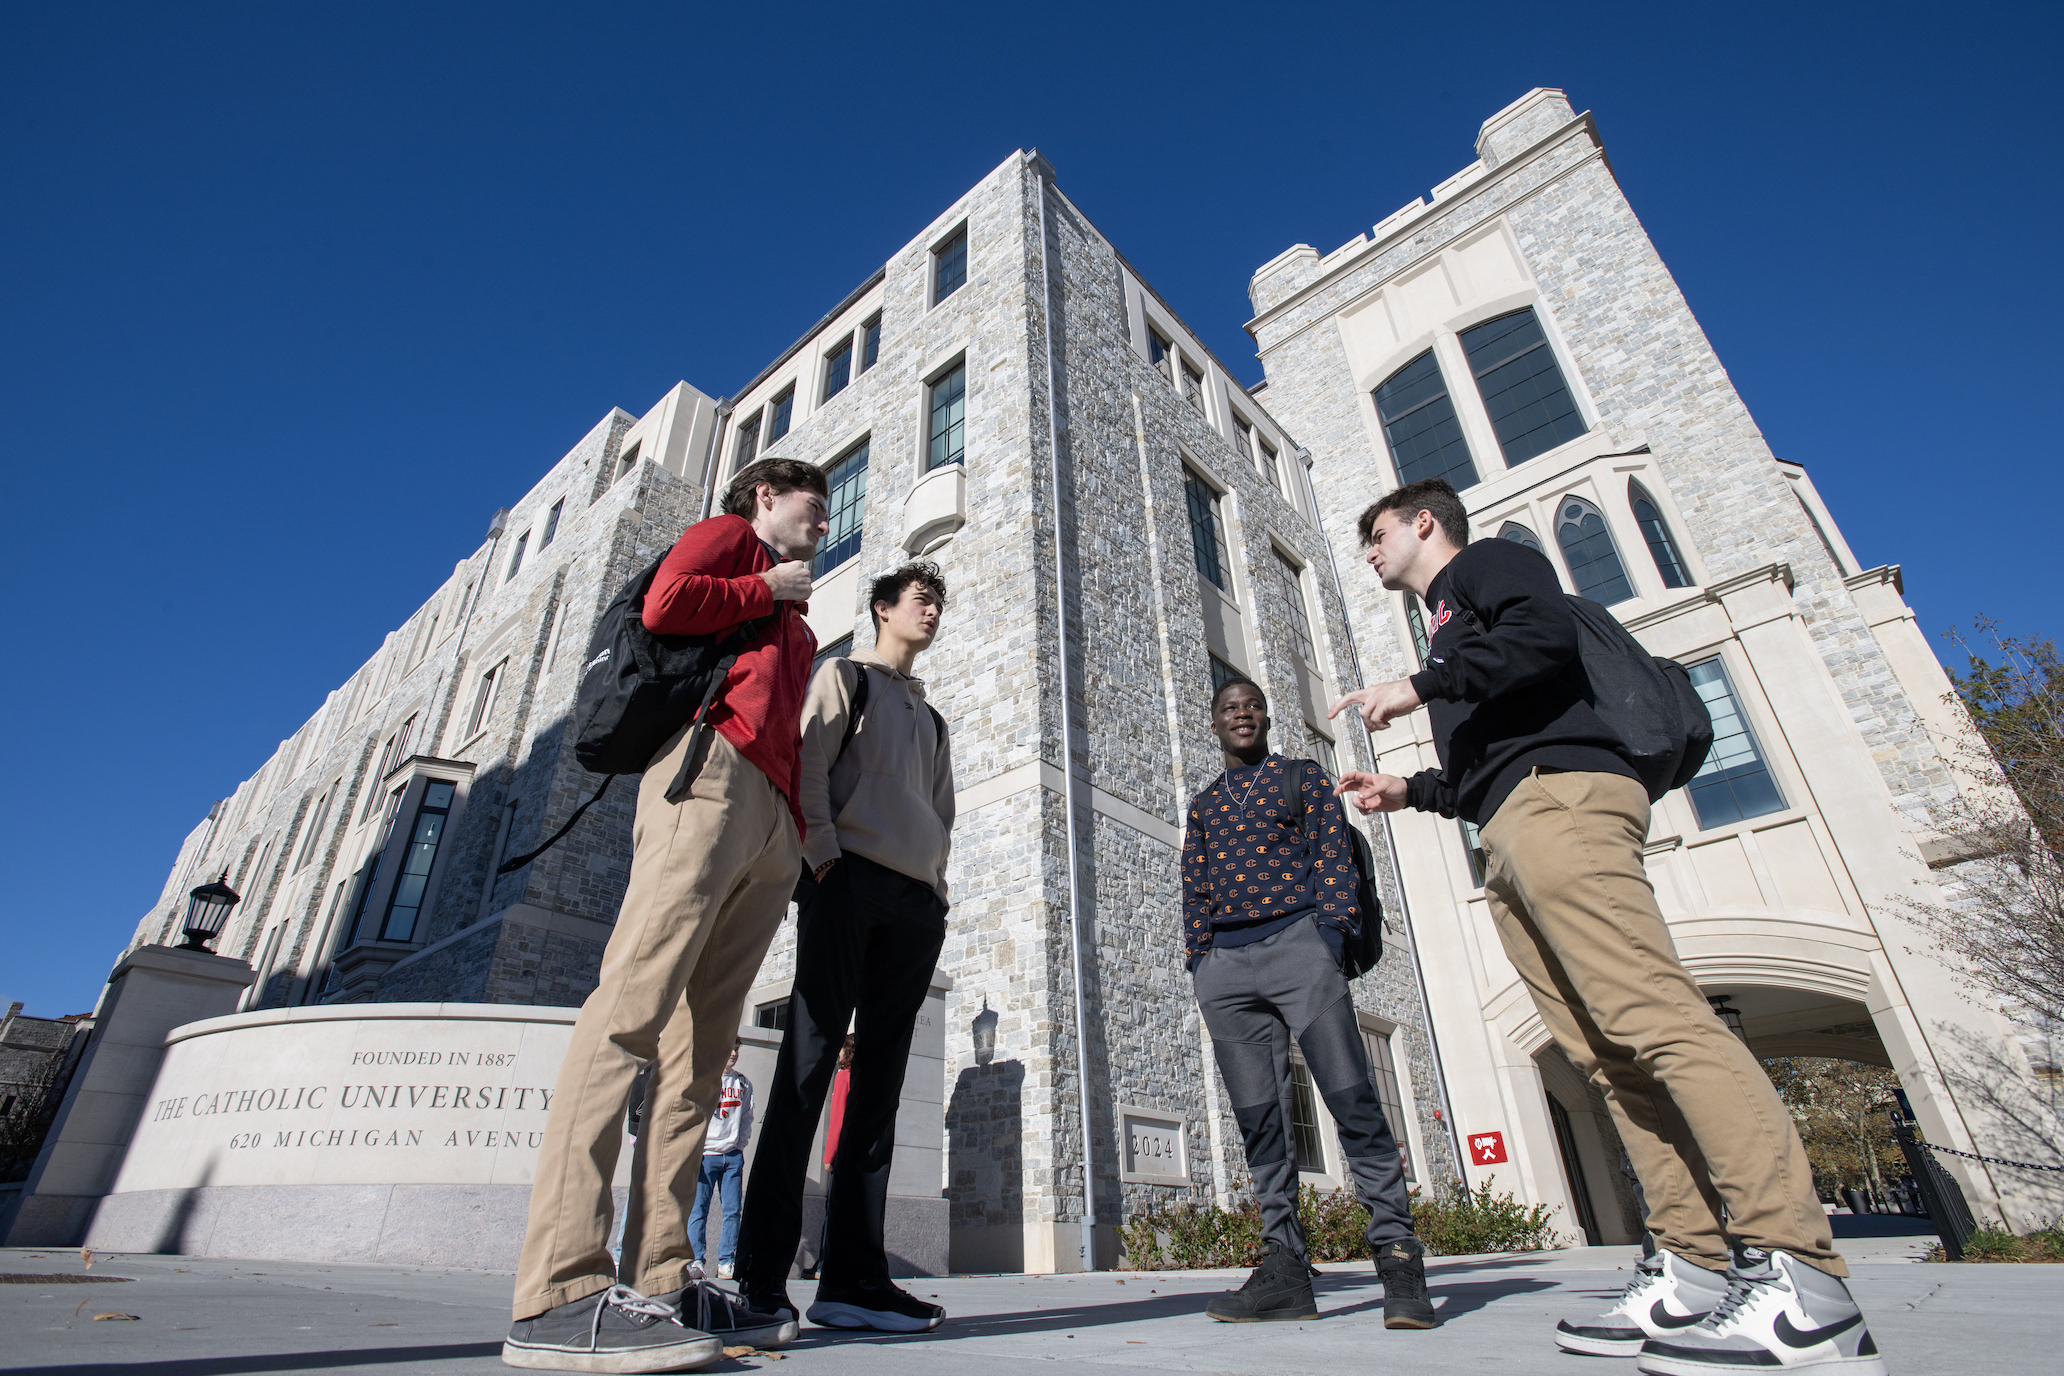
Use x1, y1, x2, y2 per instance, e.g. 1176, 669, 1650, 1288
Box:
1, 1004, 93, 1181
1248, 87, 2055, 1236
72, 87, 2055, 1267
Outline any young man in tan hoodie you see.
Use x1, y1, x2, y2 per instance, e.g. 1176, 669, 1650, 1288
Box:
734, 560, 954, 1335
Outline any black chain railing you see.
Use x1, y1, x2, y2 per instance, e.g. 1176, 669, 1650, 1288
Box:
1913, 1140, 2064, 1173
1888, 1112, 1979, 1260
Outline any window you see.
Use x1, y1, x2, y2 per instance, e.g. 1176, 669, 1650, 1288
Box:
1181, 361, 1205, 411
540, 499, 564, 549
1373, 351, 1477, 490
1288, 1048, 1327, 1172
861, 314, 882, 372
1498, 521, 1545, 554
813, 633, 854, 672
932, 229, 967, 303
733, 414, 760, 472
380, 780, 456, 943
294, 788, 335, 871
1182, 467, 1228, 590
1275, 551, 1315, 666
1685, 659, 1785, 827
927, 364, 966, 470
1362, 1026, 1414, 1182
769, 386, 795, 441
1306, 726, 1337, 776
822, 339, 853, 402
363, 716, 417, 819
1404, 593, 1431, 665
1232, 414, 1253, 462
467, 659, 506, 738
1460, 308, 1586, 466
1209, 653, 1244, 697
755, 999, 790, 1031
505, 530, 530, 582
1459, 818, 1488, 888
1259, 438, 1283, 495
1629, 481, 1691, 589
615, 440, 642, 482
1149, 328, 1173, 382
1554, 496, 1633, 605
814, 439, 869, 575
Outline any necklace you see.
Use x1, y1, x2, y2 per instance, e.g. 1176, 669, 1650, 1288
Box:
1231, 754, 1276, 817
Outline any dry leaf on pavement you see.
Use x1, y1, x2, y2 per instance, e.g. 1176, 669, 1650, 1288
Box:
92, 1313, 139, 1322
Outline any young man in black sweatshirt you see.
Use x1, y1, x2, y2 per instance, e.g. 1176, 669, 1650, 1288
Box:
1332, 478, 1884, 1376
1183, 676, 1434, 1330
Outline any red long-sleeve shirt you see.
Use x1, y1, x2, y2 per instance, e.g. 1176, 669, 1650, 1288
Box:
642, 514, 815, 840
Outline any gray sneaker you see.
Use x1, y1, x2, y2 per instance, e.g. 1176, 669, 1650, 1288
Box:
1557, 1236, 1727, 1356
1637, 1246, 1887, 1376
502, 1284, 720, 1373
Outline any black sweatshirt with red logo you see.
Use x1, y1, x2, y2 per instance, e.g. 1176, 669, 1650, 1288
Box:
1402, 537, 1637, 826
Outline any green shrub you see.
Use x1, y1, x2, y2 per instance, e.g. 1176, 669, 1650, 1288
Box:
1118, 1176, 1563, 1269
1963, 1226, 2024, 1262
2026, 1228, 2064, 1261
1410, 1176, 1565, 1256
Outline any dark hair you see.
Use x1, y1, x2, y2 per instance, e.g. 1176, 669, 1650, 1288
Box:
1211, 675, 1267, 711
1357, 477, 1471, 549
869, 560, 948, 632
722, 457, 829, 520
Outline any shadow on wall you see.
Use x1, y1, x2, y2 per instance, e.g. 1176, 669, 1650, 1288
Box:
946, 1058, 1024, 1272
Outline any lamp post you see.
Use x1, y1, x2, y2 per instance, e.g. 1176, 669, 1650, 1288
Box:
178, 874, 242, 952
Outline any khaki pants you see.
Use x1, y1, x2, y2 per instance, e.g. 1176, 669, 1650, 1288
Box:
1479, 770, 1842, 1275
512, 727, 801, 1319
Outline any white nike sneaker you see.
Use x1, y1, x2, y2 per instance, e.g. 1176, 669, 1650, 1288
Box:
1556, 1236, 1729, 1356
1637, 1246, 1887, 1375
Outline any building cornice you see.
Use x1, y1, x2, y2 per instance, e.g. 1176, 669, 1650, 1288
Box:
1621, 562, 1794, 636
1244, 110, 1606, 347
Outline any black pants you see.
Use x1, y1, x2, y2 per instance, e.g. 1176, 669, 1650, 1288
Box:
735, 853, 947, 1287
1192, 917, 1416, 1261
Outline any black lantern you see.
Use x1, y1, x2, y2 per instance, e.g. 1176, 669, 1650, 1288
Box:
1707, 995, 1749, 1047
972, 1000, 999, 1066
179, 874, 242, 952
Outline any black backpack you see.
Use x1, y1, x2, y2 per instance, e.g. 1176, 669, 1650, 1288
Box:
496, 546, 775, 876
1287, 759, 1384, 978
1562, 596, 1715, 801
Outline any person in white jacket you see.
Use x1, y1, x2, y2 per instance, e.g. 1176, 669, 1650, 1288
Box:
686, 1040, 754, 1280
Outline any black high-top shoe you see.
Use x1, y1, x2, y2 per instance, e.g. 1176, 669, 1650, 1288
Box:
1376, 1237, 1438, 1329
1205, 1244, 1319, 1323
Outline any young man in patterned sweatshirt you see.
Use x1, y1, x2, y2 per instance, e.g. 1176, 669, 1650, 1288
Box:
1182, 675, 1434, 1329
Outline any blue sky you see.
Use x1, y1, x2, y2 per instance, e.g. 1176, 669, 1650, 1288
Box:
3, 2, 2058, 1016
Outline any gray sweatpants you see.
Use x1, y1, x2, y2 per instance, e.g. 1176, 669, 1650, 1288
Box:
1193, 916, 1416, 1261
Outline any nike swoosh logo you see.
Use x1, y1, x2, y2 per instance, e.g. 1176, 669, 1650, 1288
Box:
1773, 1311, 1862, 1348
1648, 1300, 1706, 1330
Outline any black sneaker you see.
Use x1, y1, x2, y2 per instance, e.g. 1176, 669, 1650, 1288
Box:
1556, 1236, 1727, 1357
502, 1284, 720, 1373
1204, 1245, 1318, 1323
653, 1281, 798, 1350
807, 1277, 946, 1332
738, 1281, 798, 1325
1375, 1237, 1438, 1329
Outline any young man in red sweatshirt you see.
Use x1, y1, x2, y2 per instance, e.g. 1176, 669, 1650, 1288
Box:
504, 458, 827, 1374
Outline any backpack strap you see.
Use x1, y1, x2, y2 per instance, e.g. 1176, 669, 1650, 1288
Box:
836, 658, 873, 762
663, 611, 781, 803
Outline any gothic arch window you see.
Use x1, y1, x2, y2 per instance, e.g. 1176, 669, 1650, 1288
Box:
1498, 521, 1544, 553
1372, 351, 1478, 491
1554, 496, 1633, 605
1629, 480, 1692, 589
1459, 307, 1587, 465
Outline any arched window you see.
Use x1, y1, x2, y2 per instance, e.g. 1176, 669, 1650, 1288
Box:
1372, 351, 1478, 490
1498, 521, 1544, 553
1554, 496, 1633, 605
1629, 480, 1691, 589
1459, 308, 1587, 465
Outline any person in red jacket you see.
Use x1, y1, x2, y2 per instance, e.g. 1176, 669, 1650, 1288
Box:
505, 458, 827, 1375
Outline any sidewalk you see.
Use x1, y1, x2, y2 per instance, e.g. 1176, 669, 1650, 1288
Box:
2, 1239, 2051, 1375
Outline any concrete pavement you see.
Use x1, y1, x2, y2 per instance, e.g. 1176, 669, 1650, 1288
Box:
1, 1233, 2052, 1375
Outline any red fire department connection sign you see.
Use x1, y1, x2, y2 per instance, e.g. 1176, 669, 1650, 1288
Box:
1468, 1130, 1507, 1164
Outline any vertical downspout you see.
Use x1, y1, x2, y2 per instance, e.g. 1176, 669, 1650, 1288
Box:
1033, 156, 1099, 1271
1307, 453, 1470, 1186
698, 399, 732, 522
